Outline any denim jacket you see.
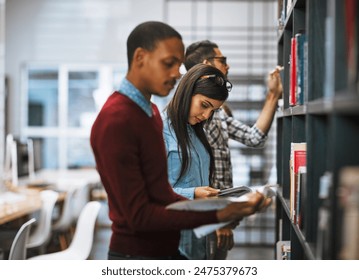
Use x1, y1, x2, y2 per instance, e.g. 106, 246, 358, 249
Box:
162, 115, 211, 259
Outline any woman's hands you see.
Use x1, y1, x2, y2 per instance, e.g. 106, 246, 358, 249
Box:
194, 186, 219, 199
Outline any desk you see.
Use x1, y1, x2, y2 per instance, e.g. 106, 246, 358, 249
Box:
1, 168, 101, 225
18, 168, 101, 192
0, 190, 41, 225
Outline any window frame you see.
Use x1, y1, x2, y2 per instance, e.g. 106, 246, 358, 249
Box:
21, 62, 126, 169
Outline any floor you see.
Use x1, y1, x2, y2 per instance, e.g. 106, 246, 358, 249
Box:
89, 201, 276, 260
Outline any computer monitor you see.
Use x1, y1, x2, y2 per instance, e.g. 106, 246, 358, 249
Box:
16, 140, 31, 178
13, 138, 42, 180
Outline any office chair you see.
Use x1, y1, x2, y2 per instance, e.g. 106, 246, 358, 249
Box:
8, 218, 36, 260
26, 190, 59, 254
28, 201, 101, 260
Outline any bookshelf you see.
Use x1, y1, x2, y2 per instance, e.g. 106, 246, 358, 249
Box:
275, 0, 359, 260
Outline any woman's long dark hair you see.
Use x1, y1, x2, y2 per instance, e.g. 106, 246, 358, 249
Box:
165, 63, 229, 185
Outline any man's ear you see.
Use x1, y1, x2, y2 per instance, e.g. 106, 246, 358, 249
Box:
133, 47, 146, 66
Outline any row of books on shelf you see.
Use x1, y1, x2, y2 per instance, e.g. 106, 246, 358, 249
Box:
285, 31, 358, 107
287, 141, 359, 259
279, 1, 358, 105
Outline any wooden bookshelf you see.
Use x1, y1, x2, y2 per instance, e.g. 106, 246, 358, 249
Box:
275, 0, 359, 260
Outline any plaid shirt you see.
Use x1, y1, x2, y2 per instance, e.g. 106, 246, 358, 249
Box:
204, 108, 267, 190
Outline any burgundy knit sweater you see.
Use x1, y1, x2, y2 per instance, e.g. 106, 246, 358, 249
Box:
90, 92, 218, 257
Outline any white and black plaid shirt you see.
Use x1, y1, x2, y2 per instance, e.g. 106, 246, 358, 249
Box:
204, 108, 267, 190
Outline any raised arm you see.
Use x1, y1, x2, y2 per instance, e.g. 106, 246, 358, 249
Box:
255, 66, 283, 134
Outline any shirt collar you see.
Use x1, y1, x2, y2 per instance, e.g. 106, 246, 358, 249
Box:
118, 78, 153, 117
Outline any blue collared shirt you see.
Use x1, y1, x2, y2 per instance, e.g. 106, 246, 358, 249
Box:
118, 78, 153, 117
162, 116, 210, 199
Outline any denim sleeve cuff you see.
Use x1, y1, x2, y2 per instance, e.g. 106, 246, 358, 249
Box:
173, 187, 196, 200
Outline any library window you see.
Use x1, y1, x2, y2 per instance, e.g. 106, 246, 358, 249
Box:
22, 64, 126, 170
27, 69, 59, 127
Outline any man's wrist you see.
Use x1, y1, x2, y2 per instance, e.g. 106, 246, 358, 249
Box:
266, 90, 281, 102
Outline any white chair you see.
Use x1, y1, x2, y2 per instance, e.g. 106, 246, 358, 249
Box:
52, 187, 77, 250
26, 190, 59, 253
70, 184, 89, 224
56, 184, 89, 247
8, 218, 36, 260
29, 201, 101, 260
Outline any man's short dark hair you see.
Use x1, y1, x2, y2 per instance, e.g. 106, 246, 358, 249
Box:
127, 21, 182, 69
184, 40, 218, 71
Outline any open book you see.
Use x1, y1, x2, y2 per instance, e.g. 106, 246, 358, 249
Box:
218, 185, 252, 197
166, 185, 277, 238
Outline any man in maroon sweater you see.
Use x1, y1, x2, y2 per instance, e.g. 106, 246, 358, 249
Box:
90, 21, 270, 260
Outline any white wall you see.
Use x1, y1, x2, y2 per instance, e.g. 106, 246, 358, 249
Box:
5, 0, 165, 137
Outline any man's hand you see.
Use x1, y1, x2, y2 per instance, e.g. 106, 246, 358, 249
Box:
216, 191, 272, 222
267, 65, 283, 99
216, 228, 234, 251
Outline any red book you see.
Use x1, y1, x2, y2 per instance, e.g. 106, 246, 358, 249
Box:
294, 150, 306, 173
289, 37, 297, 106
